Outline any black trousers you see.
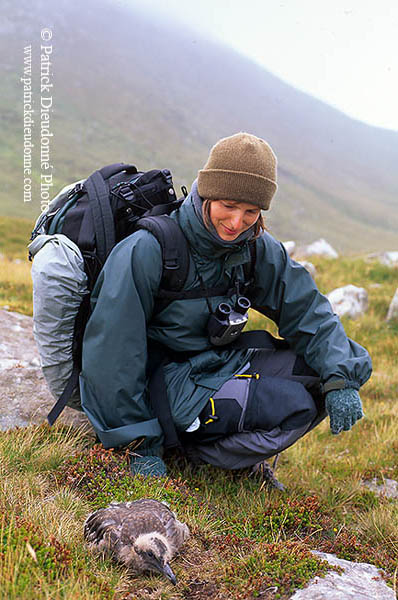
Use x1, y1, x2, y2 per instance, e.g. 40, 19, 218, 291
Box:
184, 348, 327, 470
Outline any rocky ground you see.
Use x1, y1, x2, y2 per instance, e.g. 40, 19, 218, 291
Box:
0, 308, 91, 432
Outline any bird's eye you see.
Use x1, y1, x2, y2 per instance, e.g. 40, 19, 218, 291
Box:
147, 550, 155, 558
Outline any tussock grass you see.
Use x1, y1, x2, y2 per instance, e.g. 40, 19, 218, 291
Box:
0, 251, 398, 597
0, 216, 33, 259
0, 255, 32, 315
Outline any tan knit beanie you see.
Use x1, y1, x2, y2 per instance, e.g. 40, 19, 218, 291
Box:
197, 132, 278, 210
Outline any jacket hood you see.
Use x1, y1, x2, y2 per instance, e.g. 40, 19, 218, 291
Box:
176, 180, 254, 265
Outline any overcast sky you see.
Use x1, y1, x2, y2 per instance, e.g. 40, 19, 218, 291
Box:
120, 0, 398, 132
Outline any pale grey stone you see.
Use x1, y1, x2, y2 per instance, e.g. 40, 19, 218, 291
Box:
363, 478, 398, 499
327, 285, 368, 319
300, 239, 338, 259
0, 309, 93, 433
386, 289, 398, 322
289, 551, 394, 599
379, 251, 398, 267
282, 240, 296, 256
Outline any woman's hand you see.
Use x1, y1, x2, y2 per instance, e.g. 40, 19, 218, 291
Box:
325, 389, 364, 434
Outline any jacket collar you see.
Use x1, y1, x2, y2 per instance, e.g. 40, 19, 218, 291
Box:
177, 180, 253, 268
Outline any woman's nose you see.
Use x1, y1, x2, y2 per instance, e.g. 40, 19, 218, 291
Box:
230, 212, 243, 229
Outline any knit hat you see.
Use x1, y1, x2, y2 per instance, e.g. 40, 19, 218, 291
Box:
197, 132, 278, 210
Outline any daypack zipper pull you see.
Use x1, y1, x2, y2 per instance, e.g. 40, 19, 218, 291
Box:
204, 397, 219, 425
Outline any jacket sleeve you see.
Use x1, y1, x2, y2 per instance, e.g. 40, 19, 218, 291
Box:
249, 233, 372, 390
79, 230, 164, 451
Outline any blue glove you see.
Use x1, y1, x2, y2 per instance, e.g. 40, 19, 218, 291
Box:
325, 388, 364, 434
130, 455, 167, 477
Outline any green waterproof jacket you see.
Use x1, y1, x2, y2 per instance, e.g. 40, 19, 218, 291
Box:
80, 185, 372, 452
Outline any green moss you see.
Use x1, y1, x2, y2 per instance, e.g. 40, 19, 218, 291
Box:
221, 541, 331, 598
0, 516, 72, 592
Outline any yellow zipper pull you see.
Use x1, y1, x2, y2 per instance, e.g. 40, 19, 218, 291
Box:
204, 397, 219, 425
234, 373, 260, 379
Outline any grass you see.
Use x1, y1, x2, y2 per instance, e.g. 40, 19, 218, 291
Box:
0, 257, 33, 315
0, 216, 33, 259
0, 232, 398, 598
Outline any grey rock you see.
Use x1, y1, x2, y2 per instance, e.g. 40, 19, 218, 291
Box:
379, 251, 398, 267
386, 288, 398, 322
290, 551, 394, 599
327, 285, 368, 319
299, 239, 338, 259
363, 478, 398, 499
0, 309, 92, 433
282, 240, 296, 256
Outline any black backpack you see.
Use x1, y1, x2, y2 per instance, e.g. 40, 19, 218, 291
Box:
31, 163, 190, 290
30, 163, 195, 424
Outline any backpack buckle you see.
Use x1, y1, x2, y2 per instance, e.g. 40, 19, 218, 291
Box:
67, 182, 84, 199
115, 184, 135, 203
164, 258, 179, 270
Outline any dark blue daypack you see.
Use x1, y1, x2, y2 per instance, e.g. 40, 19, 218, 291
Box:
30, 163, 192, 425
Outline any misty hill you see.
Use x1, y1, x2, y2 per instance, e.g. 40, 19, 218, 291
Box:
1, 0, 397, 252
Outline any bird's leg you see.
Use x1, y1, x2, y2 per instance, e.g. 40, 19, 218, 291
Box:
250, 457, 286, 492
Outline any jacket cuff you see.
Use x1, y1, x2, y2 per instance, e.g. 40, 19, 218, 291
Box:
321, 378, 360, 394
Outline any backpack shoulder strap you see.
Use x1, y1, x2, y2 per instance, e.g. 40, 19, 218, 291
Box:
135, 215, 190, 454
83, 163, 137, 266
137, 215, 190, 313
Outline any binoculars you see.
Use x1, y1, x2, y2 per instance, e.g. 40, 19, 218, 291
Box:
207, 296, 251, 346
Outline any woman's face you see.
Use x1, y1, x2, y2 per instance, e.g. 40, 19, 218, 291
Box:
209, 199, 261, 241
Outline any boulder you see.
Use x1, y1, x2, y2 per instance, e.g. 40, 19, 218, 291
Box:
300, 238, 338, 259
379, 251, 398, 267
289, 551, 394, 599
327, 285, 368, 319
386, 288, 398, 321
282, 240, 296, 256
0, 308, 92, 432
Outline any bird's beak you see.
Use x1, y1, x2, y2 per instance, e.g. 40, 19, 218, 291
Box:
162, 562, 177, 585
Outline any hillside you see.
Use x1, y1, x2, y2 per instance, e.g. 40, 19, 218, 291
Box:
1, 0, 398, 252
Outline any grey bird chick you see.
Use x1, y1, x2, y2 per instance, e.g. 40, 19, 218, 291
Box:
84, 499, 190, 584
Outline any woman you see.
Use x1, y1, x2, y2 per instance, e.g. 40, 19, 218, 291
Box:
80, 133, 372, 478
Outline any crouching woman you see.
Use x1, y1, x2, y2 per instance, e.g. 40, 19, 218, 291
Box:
80, 133, 372, 479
